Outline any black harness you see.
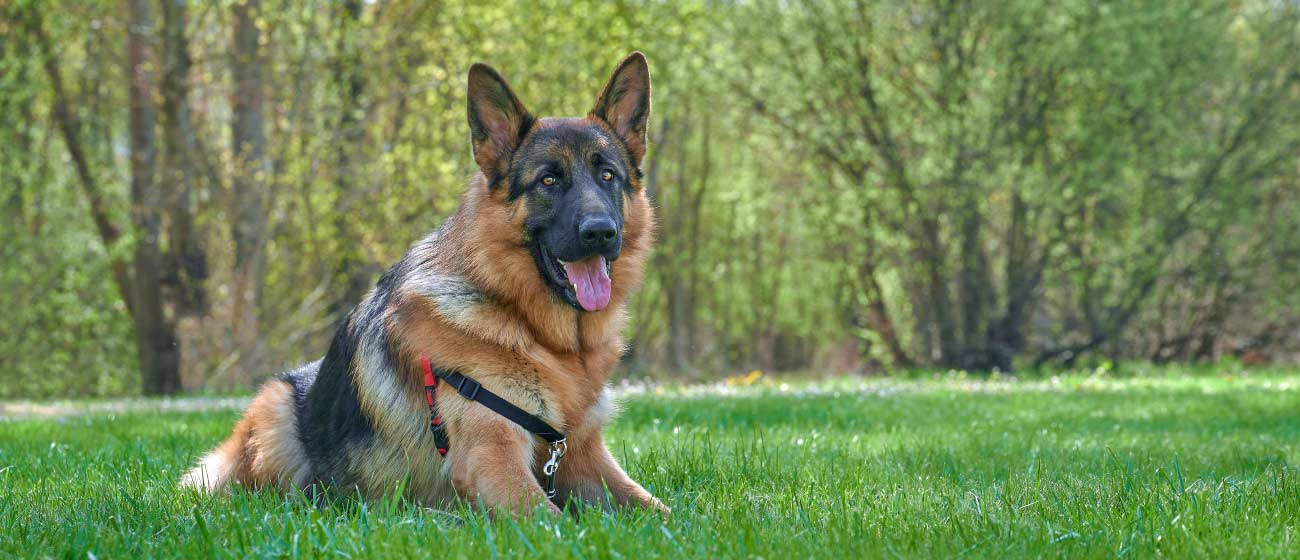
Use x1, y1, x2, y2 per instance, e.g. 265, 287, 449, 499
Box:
420, 355, 568, 498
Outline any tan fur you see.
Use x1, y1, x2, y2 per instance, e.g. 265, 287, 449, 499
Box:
180, 379, 310, 492
384, 152, 663, 514
183, 54, 666, 517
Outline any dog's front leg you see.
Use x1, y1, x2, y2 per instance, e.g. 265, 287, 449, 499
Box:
556, 432, 669, 517
448, 412, 560, 516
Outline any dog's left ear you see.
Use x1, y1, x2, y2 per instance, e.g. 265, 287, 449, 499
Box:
590, 52, 651, 167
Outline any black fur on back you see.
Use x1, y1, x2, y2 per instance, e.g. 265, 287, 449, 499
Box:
293, 258, 413, 489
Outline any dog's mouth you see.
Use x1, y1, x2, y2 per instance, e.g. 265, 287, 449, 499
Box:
532, 241, 613, 312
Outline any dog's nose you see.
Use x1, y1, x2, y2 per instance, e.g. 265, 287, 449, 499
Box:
578, 215, 618, 251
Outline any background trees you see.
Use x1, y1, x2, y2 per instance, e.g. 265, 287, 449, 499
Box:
1, 0, 1297, 397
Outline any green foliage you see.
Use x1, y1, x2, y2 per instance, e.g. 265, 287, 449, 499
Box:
730, 0, 1300, 370
2, 0, 1298, 396
1, 12, 136, 397
3, 371, 1300, 557
0, 211, 137, 399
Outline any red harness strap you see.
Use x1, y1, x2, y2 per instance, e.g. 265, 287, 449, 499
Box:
420, 354, 449, 456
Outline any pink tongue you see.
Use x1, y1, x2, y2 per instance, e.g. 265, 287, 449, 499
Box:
562, 256, 611, 311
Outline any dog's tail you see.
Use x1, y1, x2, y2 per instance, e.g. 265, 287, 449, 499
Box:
180, 378, 307, 493
179, 419, 249, 493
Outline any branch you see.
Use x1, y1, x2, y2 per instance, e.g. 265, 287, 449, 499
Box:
25, 6, 136, 316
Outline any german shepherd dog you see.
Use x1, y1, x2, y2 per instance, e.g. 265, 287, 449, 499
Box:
182, 52, 666, 516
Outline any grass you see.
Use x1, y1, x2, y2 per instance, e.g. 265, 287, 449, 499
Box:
3, 369, 1300, 558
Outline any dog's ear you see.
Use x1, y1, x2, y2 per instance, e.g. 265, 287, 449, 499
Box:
467, 63, 533, 185
590, 52, 651, 167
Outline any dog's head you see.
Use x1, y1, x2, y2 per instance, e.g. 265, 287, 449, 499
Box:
466, 53, 652, 313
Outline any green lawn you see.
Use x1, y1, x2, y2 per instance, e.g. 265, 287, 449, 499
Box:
3, 370, 1299, 558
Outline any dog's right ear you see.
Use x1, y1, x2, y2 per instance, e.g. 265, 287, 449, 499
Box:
467, 63, 533, 185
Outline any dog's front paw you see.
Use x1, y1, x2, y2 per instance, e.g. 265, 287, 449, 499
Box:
642, 495, 670, 518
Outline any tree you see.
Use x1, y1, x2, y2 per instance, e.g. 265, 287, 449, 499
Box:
6, 0, 1300, 397
230, 0, 269, 375
735, 0, 1300, 371
128, 0, 182, 393
160, 0, 208, 317
330, 0, 373, 316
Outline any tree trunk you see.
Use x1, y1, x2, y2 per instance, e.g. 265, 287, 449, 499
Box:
664, 117, 694, 372
920, 219, 959, 366
632, 117, 671, 367
685, 111, 713, 360
957, 201, 988, 358
129, 0, 181, 394
231, 0, 268, 377
984, 192, 1040, 371
859, 229, 913, 368
161, 0, 207, 316
331, 0, 372, 316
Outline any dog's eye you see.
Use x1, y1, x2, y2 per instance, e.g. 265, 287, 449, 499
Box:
541, 175, 557, 187
601, 170, 614, 182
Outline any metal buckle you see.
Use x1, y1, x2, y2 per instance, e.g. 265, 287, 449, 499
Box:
543, 439, 567, 473
543, 438, 567, 499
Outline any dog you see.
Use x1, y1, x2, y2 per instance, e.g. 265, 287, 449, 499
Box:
182, 52, 666, 516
